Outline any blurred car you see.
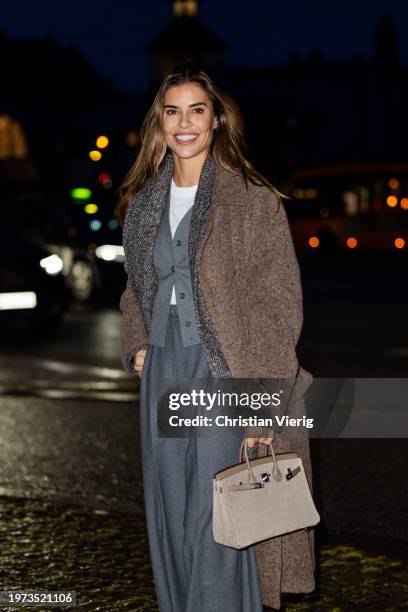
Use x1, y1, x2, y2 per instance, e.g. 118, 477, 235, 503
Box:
285, 162, 408, 252
0, 223, 70, 331
1, 185, 101, 303
40, 238, 100, 302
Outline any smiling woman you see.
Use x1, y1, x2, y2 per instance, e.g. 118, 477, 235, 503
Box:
116, 62, 316, 611
162, 85, 218, 166
115, 64, 283, 226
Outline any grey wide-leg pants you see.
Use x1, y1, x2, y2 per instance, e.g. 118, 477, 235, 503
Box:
139, 304, 263, 612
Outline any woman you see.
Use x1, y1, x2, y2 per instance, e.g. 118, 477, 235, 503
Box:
116, 63, 316, 611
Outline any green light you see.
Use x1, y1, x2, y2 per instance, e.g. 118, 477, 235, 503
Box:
70, 187, 92, 201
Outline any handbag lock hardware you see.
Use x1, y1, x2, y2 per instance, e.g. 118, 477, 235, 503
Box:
237, 481, 264, 489
286, 466, 301, 480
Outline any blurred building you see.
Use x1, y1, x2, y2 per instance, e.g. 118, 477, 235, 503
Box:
0, 115, 39, 189
143, 5, 408, 173
146, 0, 227, 85
1, 5, 407, 251
143, 5, 408, 252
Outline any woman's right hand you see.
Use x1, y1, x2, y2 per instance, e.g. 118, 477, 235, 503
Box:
133, 349, 147, 377
246, 436, 274, 448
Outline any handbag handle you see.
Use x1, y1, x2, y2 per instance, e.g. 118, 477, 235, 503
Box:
239, 438, 283, 483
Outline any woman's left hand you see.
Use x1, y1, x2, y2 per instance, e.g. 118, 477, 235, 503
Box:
246, 437, 273, 448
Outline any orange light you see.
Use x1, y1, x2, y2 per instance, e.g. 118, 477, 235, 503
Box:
388, 178, 399, 189
309, 236, 319, 248
346, 237, 358, 248
96, 135, 109, 149
126, 130, 138, 147
89, 150, 102, 161
401, 198, 408, 210
386, 195, 398, 207
395, 238, 405, 249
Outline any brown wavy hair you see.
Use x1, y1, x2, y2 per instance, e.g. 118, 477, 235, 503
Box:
115, 62, 285, 226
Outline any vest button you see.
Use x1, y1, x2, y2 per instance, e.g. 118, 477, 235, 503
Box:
185, 321, 191, 327
180, 292, 185, 299
171, 265, 175, 272
176, 239, 181, 246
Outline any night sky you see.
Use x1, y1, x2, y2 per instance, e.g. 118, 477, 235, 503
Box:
3, 0, 408, 93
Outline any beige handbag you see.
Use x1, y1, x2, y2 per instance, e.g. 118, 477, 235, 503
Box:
212, 438, 320, 549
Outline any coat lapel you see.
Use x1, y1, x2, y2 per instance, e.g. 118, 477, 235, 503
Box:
122, 153, 171, 330
123, 149, 229, 378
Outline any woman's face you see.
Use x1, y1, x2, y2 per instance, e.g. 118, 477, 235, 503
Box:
162, 82, 218, 160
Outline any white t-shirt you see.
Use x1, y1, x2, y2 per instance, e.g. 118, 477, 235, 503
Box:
169, 178, 198, 304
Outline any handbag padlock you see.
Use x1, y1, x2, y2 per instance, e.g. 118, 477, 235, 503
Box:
286, 466, 301, 480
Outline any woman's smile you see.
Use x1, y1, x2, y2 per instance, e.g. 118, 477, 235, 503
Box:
174, 133, 199, 144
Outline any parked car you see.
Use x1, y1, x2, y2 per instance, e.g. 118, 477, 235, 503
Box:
2, 185, 101, 303
0, 222, 70, 331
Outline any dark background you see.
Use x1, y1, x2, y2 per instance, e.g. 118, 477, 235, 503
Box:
1, 2, 408, 610
3, 0, 408, 93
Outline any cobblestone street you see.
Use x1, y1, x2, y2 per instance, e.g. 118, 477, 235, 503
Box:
0, 496, 407, 611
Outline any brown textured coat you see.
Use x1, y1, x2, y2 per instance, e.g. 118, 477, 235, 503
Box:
119, 154, 316, 609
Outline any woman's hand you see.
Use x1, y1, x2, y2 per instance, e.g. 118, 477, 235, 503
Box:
246, 436, 273, 448
133, 349, 147, 377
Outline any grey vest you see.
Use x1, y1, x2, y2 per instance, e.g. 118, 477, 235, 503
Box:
149, 186, 201, 347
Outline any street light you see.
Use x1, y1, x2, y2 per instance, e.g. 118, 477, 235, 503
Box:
96, 135, 109, 149
89, 150, 102, 161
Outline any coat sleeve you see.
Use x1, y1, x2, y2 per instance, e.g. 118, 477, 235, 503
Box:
239, 187, 307, 440
119, 256, 150, 374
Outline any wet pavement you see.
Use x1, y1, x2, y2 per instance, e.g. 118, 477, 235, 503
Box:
0, 494, 407, 611
0, 395, 141, 512
0, 496, 156, 612
0, 391, 407, 611
0, 253, 407, 610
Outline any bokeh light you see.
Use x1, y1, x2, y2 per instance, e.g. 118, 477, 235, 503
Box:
386, 195, 398, 207
96, 135, 109, 149
89, 219, 102, 231
84, 203, 98, 214
89, 150, 102, 161
70, 187, 92, 201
